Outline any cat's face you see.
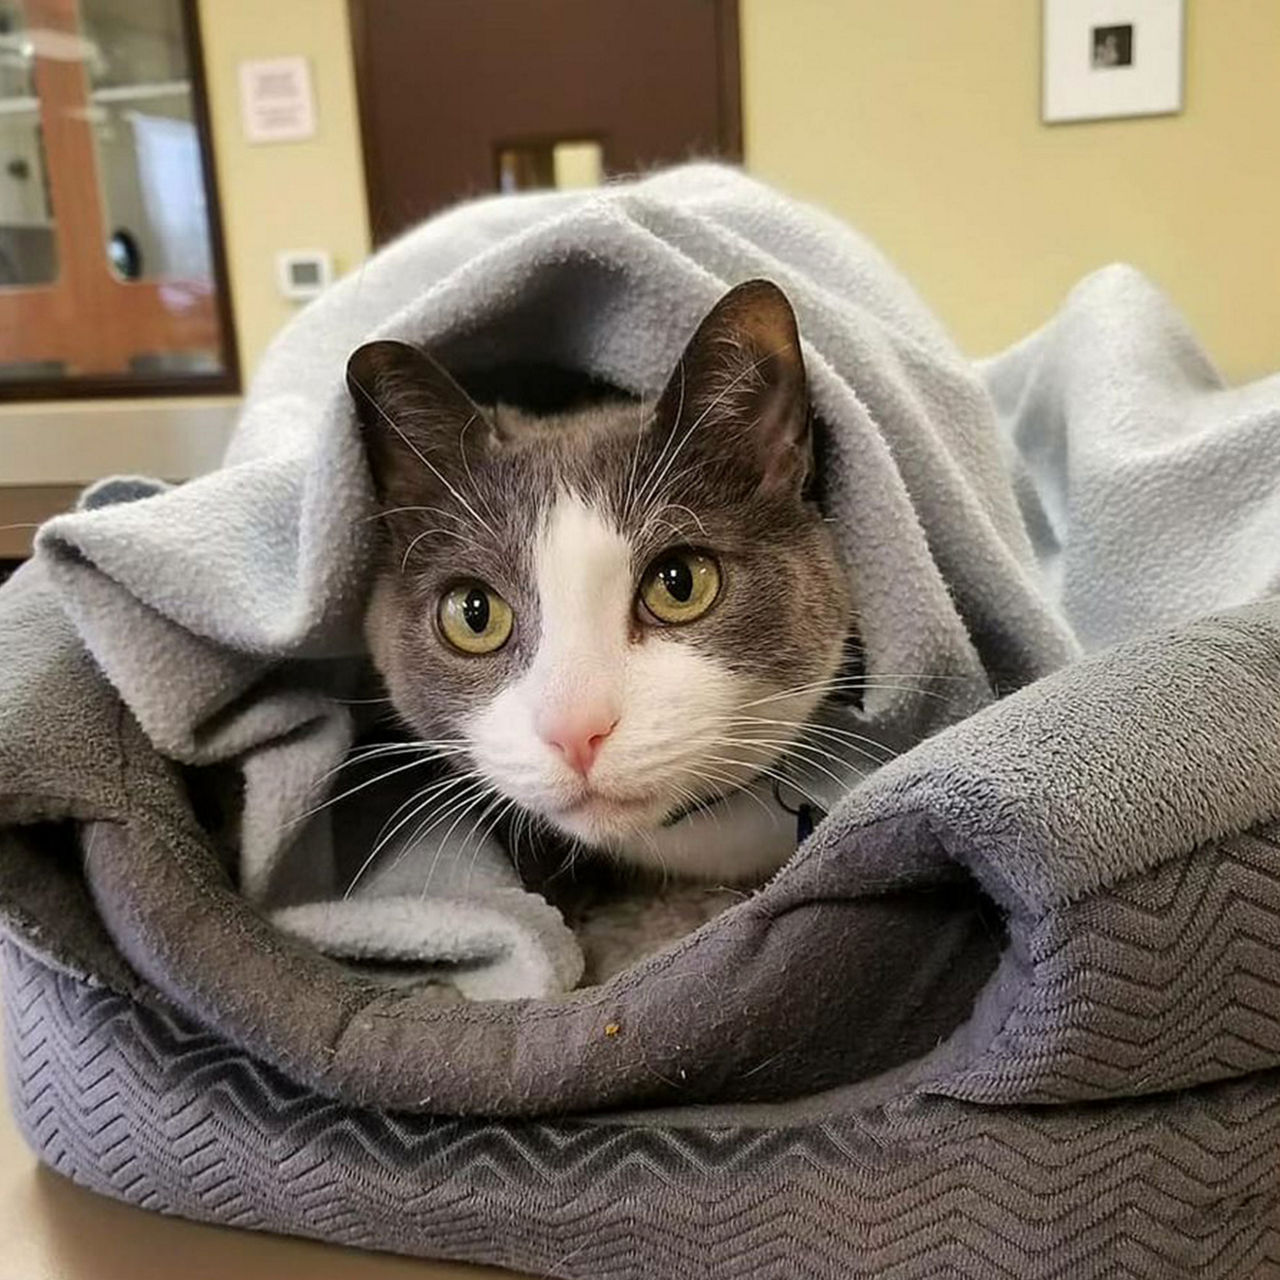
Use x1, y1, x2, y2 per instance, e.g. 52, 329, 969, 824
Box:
349, 281, 852, 862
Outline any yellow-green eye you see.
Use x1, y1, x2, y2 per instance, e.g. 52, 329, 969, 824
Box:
639, 550, 721, 625
438, 582, 514, 654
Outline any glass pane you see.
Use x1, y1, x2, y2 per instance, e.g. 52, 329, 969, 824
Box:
0, 0, 231, 392
81, 0, 211, 286
81, 0, 188, 88
496, 139, 603, 194
0, 0, 57, 286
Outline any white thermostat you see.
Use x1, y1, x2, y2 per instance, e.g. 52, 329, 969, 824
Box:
276, 250, 333, 301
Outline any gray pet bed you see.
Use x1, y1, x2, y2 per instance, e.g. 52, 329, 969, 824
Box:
5, 167, 1280, 1277
6, 578, 1280, 1277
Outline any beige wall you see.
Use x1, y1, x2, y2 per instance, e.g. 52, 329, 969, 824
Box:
740, 0, 1280, 383
197, 0, 371, 377
196, 1, 1280, 385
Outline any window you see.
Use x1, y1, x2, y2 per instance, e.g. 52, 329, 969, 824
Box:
0, 0, 236, 397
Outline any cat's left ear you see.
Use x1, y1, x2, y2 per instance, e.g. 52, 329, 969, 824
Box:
655, 279, 810, 496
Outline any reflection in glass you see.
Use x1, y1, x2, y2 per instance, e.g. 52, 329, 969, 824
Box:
82, 0, 211, 285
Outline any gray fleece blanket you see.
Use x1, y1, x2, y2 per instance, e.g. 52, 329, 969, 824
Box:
29, 164, 1080, 996
16, 165, 1280, 1013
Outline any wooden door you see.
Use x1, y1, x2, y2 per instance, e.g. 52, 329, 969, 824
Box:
349, 0, 740, 243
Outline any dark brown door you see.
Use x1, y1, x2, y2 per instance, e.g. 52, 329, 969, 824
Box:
350, 0, 741, 243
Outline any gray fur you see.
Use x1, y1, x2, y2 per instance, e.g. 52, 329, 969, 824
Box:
351, 281, 852, 846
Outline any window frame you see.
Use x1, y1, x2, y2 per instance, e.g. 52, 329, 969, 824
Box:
0, 0, 240, 402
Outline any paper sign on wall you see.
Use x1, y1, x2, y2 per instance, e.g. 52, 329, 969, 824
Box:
239, 56, 316, 143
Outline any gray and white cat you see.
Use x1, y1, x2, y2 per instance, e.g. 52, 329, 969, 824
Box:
348, 280, 862, 885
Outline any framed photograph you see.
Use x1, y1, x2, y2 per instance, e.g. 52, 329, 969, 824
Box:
1042, 0, 1185, 123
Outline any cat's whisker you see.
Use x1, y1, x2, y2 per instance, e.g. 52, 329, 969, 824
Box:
416, 503, 486, 530
645, 500, 707, 541
433, 791, 504, 898
723, 715, 895, 765
343, 771, 481, 898
769, 741, 871, 788
457, 414, 501, 530
460, 795, 519, 896
745, 728, 873, 774
738, 675, 955, 710
716, 729, 878, 779
455, 790, 507, 862
726, 711, 892, 752
628, 360, 684, 525
750, 670, 964, 697
701, 752, 826, 812
322, 739, 467, 781
506, 807, 526, 877
400, 775, 492, 853
667, 777, 724, 834
348, 370, 500, 539
708, 735, 855, 791
545, 833, 577, 884
361, 504, 437, 524
401, 525, 489, 570
368, 769, 482, 850
633, 825, 671, 887
639, 516, 697, 548
641, 451, 712, 503
312, 747, 465, 799
375, 776, 495, 897
367, 769, 479, 857
634, 347, 783, 514
620, 392, 650, 526
419, 784, 502, 900
683, 766, 778, 824
291, 748, 467, 826
634, 457, 715, 538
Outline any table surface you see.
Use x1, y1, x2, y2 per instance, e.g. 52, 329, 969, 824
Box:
0, 1072, 526, 1280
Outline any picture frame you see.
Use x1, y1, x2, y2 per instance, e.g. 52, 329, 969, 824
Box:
1042, 0, 1185, 124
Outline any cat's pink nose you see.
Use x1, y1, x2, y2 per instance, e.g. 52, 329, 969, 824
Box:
538, 708, 619, 776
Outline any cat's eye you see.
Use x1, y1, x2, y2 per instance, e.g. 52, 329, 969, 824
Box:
437, 582, 514, 654
638, 550, 722, 625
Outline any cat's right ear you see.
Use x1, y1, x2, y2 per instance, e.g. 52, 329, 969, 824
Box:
346, 340, 494, 505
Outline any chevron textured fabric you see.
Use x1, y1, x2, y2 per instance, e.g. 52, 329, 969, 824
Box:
6, 942, 1280, 1279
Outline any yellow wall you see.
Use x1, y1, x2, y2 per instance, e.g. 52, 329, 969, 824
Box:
197, 0, 370, 378
740, 0, 1280, 382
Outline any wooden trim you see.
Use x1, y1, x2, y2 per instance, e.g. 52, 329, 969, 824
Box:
0, 280, 221, 366
347, 0, 387, 245
715, 0, 744, 161
0, 484, 82, 558
0, 370, 236, 403
183, 0, 241, 395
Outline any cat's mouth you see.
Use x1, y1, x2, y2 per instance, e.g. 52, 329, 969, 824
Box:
552, 785, 678, 838
560, 788, 661, 818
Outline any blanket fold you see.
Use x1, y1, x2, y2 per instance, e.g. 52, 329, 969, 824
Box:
2, 164, 1280, 1118
31, 165, 1080, 995
4, 558, 1280, 1113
